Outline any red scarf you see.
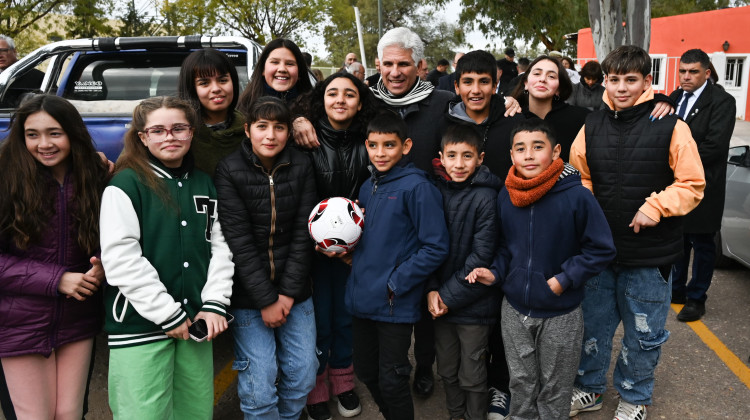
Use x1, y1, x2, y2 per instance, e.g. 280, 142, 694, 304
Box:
505, 158, 565, 207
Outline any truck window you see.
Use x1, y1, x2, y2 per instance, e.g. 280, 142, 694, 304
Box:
61, 51, 249, 102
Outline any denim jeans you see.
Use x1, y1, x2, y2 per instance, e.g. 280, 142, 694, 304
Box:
231, 297, 318, 420
575, 265, 671, 405
672, 233, 716, 303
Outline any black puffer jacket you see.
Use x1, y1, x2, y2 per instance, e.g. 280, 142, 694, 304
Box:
215, 141, 317, 309
308, 118, 370, 200
428, 165, 502, 325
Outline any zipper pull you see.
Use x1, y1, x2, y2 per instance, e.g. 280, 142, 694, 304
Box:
269, 175, 274, 186
614, 111, 619, 120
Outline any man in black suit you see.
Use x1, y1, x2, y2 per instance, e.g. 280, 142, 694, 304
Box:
669, 49, 736, 322
437, 52, 464, 92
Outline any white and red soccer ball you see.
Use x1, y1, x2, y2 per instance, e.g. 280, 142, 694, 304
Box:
308, 197, 364, 253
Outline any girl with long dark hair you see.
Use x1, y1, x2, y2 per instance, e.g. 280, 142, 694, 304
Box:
0, 94, 109, 419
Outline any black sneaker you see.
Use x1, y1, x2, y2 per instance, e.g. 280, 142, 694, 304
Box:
677, 299, 705, 322
307, 402, 332, 420
336, 390, 362, 417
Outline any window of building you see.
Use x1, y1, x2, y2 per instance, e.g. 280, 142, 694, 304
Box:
650, 55, 666, 90
725, 58, 745, 88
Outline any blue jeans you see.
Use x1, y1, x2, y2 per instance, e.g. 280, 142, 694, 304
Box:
575, 265, 671, 405
312, 254, 353, 372
672, 233, 716, 302
231, 298, 319, 420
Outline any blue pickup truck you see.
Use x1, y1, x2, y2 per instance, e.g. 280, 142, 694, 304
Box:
0, 36, 262, 160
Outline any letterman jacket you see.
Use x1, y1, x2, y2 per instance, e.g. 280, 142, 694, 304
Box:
100, 161, 234, 348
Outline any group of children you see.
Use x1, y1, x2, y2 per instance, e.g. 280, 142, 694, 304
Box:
0, 40, 704, 420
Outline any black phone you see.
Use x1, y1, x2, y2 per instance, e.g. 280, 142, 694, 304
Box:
188, 314, 235, 342
188, 319, 208, 342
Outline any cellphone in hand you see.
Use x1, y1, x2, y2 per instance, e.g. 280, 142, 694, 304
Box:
188, 313, 235, 342
188, 319, 209, 342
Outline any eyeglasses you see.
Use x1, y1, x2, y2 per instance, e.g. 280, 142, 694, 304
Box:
141, 124, 193, 142
0, 48, 11, 55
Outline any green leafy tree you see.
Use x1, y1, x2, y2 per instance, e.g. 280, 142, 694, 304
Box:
212, 0, 329, 46
444, 0, 745, 55
159, 0, 218, 35
65, 0, 111, 38
118, 0, 158, 37
322, 0, 464, 69
0, 0, 67, 37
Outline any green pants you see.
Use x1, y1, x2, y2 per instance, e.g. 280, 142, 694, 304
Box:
108, 339, 213, 420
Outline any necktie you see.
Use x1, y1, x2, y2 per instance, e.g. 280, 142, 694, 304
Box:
678, 91, 693, 119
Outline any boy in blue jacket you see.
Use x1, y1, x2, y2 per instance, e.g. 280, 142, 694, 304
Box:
468, 119, 616, 420
427, 123, 502, 420
345, 111, 449, 420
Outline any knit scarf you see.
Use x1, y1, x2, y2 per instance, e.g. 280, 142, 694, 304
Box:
505, 157, 564, 207
371, 77, 434, 107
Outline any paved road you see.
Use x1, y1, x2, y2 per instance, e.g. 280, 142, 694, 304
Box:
2, 121, 749, 420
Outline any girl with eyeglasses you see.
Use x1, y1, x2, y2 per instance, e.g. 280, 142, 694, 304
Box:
100, 96, 234, 419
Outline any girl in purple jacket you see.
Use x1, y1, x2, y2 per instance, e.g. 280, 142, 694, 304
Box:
0, 94, 109, 419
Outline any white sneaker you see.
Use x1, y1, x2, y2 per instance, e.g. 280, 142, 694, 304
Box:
569, 387, 602, 416
613, 399, 647, 420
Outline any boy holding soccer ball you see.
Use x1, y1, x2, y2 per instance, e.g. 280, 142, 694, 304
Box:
426, 123, 503, 420
346, 111, 449, 420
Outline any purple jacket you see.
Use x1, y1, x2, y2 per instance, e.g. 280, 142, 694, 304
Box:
0, 173, 102, 357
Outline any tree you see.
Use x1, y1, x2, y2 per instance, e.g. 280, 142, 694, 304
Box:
212, 0, 329, 46
118, 0, 158, 37
64, 0, 111, 38
444, 0, 589, 53
158, 0, 219, 36
445, 0, 746, 56
321, 0, 465, 69
0, 0, 67, 37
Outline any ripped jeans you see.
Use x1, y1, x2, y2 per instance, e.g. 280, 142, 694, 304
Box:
575, 265, 671, 406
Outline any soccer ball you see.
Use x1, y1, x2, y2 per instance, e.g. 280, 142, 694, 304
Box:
308, 197, 364, 253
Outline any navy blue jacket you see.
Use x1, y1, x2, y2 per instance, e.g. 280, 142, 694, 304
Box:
429, 165, 502, 325
491, 167, 616, 318
346, 163, 450, 323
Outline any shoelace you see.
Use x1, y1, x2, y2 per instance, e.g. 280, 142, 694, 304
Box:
615, 400, 645, 420
490, 390, 508, 407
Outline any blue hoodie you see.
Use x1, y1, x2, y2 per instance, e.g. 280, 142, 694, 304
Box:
491, 165, 616, 318
346, 163, 449, 323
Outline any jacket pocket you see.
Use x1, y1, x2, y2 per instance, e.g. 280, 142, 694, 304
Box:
111, 290, 131, 323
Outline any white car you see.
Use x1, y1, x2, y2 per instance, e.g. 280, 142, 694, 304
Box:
716, 145, 750, 268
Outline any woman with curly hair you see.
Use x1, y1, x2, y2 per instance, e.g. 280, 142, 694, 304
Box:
294, 72, 381, 420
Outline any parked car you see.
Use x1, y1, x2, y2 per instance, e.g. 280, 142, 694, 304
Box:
716, 145, 750, 269
0, 36, 262, 160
